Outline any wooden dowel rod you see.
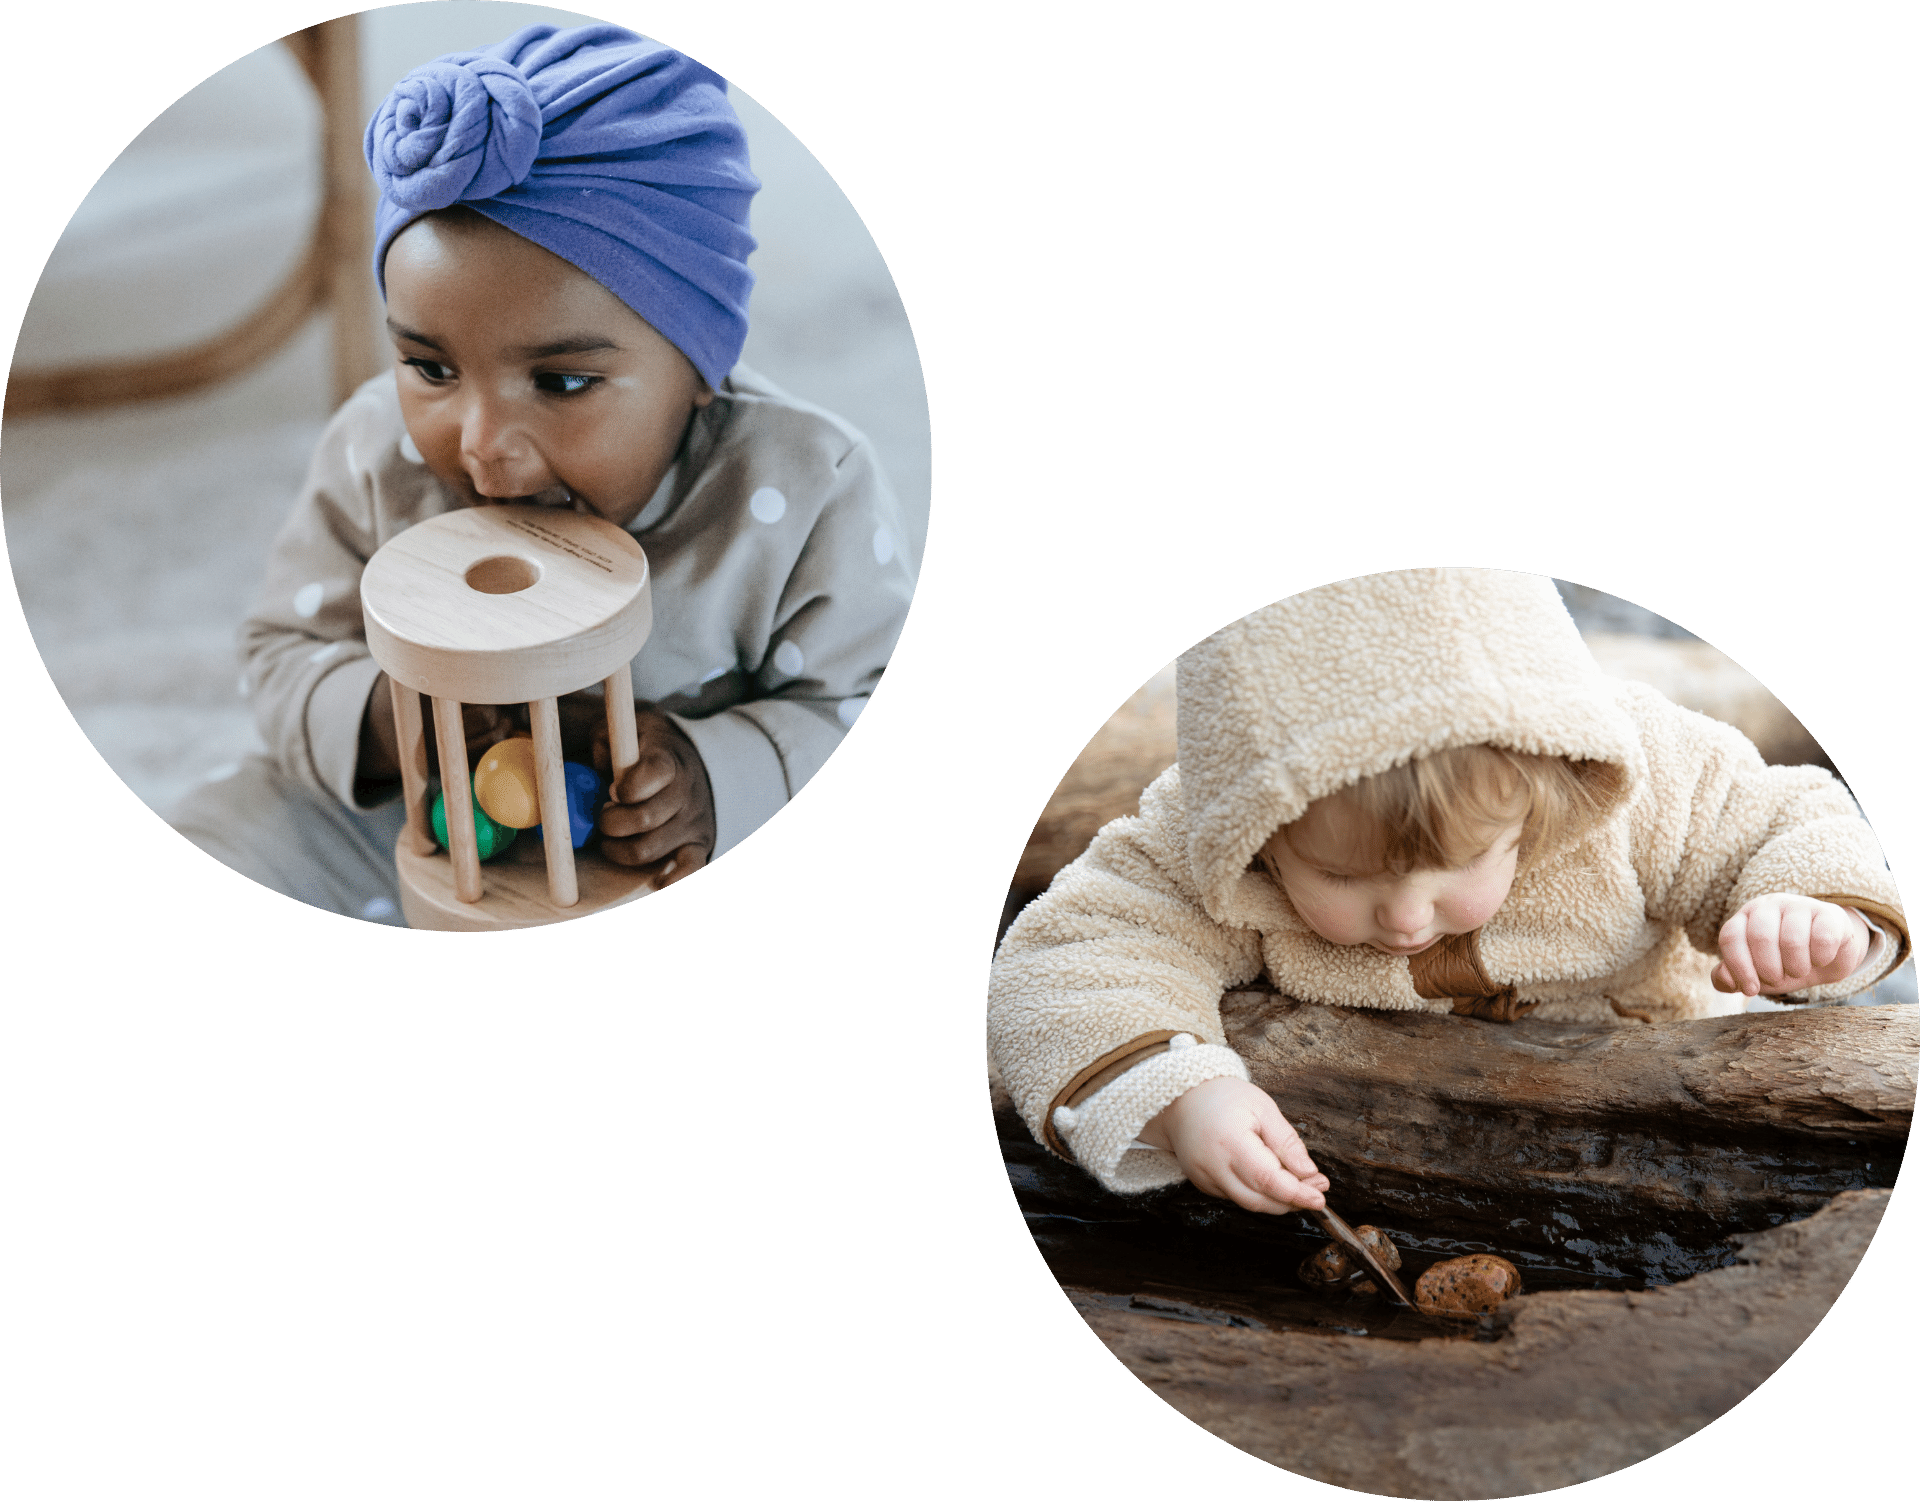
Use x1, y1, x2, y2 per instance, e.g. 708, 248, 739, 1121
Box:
389, 677, 436, 857
431, 695, 483, 903
530, 696, 578, 907
603, 662, 640, 792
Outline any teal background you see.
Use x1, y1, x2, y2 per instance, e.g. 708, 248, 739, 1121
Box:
3, 0, 1904, 1498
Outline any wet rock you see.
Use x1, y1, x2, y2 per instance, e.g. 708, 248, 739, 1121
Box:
1416, 1254, 1524, 1316
1299, 1225, 1402, 1297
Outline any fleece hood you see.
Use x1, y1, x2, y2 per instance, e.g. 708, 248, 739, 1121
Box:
1173, 568, 1645, 919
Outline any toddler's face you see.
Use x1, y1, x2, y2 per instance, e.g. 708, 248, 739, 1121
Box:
383, 211, 711, 528
1261, 794, 1524, 955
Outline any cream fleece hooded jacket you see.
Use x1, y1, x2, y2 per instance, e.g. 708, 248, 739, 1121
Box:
987, 569, 1907, 1194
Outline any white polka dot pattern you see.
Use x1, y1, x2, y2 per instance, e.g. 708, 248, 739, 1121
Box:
309, 641, 345, 666
837, 696, 866, 728
293, 582, 326, 618
360, 897, 398, 921
873, 525, 895, 565
749, 486, 787, 524
772, 640, 805, 677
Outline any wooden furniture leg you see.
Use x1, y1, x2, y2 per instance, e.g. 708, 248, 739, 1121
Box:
530, 696, 579, 907
431, 695, 483, 903
389, 677, 436, 857
603, 661, 640, 791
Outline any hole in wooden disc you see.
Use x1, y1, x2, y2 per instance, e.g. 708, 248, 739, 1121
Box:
465, 555, 541, 594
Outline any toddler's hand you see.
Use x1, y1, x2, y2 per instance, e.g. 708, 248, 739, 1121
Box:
592, 706, 715, 889
1713, 894, 1869, 997
1137, 1076, 1330, 1215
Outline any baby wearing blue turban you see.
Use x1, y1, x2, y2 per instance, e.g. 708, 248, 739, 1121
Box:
172, 22, 918, 920
365, 22, 760, 390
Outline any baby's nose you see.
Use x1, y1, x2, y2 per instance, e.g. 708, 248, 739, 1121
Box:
1377, 885, 1434, 936
460, 400, 547, 495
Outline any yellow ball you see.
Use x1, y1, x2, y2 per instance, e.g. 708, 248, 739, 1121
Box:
474, 736, 541, 828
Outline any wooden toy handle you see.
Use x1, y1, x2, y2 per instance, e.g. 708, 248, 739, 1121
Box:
603, 661, 640, 790
530, 696, 579, 908
431, 695, 484, 903
389, 677, 437, 858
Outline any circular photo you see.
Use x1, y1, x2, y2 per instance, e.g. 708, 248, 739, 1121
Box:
988, 566, 1912, 1496
2, 4, 925, 930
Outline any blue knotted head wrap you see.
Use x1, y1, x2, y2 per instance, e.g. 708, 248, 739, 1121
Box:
366, 24, 759, 390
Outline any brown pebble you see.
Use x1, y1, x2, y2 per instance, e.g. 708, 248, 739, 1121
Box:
1415, 1254, 1524, 1316
1298, 1225, 1402, 1292
1299, 1242, 1353, 1287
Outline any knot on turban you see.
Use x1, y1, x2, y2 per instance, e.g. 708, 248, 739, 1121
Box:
365, 24, 760, 391
366, 54, 543, 211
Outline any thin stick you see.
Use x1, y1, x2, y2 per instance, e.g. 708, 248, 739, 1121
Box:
603, 661, 640, 792
431, 695, 483, 903
530, 696, 579, 907
389, 677, 436, 857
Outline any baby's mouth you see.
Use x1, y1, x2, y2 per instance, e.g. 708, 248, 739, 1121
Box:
475, 485, 590, 513
1375, 937, 1439, 956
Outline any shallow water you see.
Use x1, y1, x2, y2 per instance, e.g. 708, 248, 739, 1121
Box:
1000, 1109, 1756, 1340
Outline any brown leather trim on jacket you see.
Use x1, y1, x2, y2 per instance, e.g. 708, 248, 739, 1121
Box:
1041, 1029, 1188, 1160
1409, 930, 1538, 1023
1813, 894, 1912, 975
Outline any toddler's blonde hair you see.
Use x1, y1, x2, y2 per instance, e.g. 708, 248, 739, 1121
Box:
1298, 745, 1626, 877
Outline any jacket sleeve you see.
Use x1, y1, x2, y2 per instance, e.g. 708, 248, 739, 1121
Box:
237, 394, 393, 811
987, 768, 1264, 1190
1623, 682, 1908, 1000
674, 435, 914, 857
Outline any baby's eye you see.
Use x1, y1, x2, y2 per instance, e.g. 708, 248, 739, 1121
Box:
533, 371, 601, 396
402, 357, 454, 384
1318, 870, 1353, 886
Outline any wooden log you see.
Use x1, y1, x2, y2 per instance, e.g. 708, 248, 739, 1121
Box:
1076, 1189, 1889, 1497
996, 1005, 1912, 1494
1221, 993, 1912, 1280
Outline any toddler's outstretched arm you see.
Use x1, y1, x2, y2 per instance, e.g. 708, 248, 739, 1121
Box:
1137, 1077, 1330, 1215
1713, 894, 1870, 997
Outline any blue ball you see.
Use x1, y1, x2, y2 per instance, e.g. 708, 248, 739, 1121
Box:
531, 761, 607, 850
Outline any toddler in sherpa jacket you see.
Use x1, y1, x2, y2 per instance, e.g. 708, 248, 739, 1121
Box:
987, 569, 1907, 1214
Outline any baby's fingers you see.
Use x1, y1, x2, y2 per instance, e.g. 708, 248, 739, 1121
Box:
1254, 1109, 1324, 1191
610, 746, 679, 806
1227, 1134, 1326, 1213
1806, 904, 1854, 973
1718, 910, 1763, 996
1774, 904, 1814, 985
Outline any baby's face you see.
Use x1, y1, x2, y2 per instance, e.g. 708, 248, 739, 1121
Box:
1261, 795, 1524, 956
383, 211, 711, 527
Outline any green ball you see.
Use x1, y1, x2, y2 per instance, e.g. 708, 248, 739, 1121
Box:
432, 789, 518, 861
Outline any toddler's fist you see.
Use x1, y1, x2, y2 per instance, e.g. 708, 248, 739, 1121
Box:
1713, 894, 1868, 997
592, 705, 715, 890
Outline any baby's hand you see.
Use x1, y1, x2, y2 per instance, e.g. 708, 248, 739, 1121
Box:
592, 705, 715, 889
1713, 894, 1869, 997
1137, 1076, 1330, 1215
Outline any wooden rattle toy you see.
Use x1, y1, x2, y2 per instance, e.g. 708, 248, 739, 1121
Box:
361, 503, 653, 931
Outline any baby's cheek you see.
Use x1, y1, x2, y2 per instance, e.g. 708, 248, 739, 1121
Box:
1293, 893, 1367, 946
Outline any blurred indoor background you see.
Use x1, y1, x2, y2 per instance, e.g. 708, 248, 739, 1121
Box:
2, 2, 929, 818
